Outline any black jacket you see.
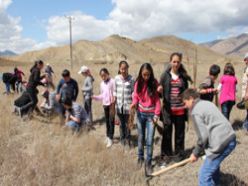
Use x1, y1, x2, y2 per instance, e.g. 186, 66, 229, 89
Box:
2, 73, 17, 84
27, 67, 44, 90
160, 66, 189, 125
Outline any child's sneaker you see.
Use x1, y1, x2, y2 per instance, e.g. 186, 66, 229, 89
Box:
106, 138, 113, 148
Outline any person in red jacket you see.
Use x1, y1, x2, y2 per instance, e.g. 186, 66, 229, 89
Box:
14, 67, 25, 93
130, 63, 161, 174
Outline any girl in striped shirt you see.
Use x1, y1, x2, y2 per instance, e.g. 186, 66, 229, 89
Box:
114, 61, 135, 147
158, 52, 191, 163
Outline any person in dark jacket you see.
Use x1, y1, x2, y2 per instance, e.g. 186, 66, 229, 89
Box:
2, 72, 18, 94
26, 60, 45, 111
55, 69, 79, 120
157, 52, 192, 164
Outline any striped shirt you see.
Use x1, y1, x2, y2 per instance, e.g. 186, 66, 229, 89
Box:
114, 74, 135, 114
170, 78, 185, 116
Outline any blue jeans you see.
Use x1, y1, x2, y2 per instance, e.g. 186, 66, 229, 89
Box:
243, 110, 248, 131
199, 138, 236, 186
221, 101, 235, 120
66, 120, 80, 132
5, 83, 10, 94
137, 112, 155, 163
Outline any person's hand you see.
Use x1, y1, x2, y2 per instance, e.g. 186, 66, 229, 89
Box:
213, 88, 218, 94
189, 153, 198, 163
153, 116, 159, 125
244, 95, 248, 101
130, 104, 136, 110
55, 94, 61, 102
157, 85, 163, 93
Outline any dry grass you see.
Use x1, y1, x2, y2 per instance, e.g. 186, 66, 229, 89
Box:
0, 59, 248, 186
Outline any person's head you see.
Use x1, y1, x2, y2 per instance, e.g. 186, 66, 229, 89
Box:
99, 68, 110, 81
224, 63, 235, 76
62, 69, 71, 82
14, 67, 18, 73
209, 64, 220, 80
181, 88, 200, 109
170, 52, 182, 72
62, 97, 73, 110
78, 66, 90, 77
118, 60, 129, 78
244, 53, 248, 65
136, 63, 156, 96
36, 60, 44, 70
30, 60, 44, 72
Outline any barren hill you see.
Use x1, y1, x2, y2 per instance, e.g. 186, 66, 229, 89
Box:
12, 35, 228, 65
201, 33, 248, 57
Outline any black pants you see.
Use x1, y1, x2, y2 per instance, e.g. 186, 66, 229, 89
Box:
117, 113, 130, 141
161, 115, 185, 156
103, 105, 115, 139
26, 88, 38, 111
84, 98, 92, 123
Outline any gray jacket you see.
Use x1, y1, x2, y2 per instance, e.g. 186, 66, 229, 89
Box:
191, 99, 235, 159
82, 76, 94, 100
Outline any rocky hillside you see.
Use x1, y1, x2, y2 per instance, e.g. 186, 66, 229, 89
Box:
201, 33, 248, 57
12, 34, 227, 65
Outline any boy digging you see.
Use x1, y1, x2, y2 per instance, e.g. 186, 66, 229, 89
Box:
182, 88, 236, 186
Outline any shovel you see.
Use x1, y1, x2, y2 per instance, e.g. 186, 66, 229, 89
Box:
145, 158, 191, 178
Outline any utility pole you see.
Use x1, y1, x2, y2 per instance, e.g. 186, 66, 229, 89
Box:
65, 16, 74, 69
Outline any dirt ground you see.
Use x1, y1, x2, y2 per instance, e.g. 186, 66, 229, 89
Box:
0, 60, 247, 186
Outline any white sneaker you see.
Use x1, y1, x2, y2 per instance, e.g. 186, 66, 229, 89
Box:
106, 138, 113, 148
104, 137, 109, 144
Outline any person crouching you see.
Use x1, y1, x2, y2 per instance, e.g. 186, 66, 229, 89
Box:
62, 97, 90, 132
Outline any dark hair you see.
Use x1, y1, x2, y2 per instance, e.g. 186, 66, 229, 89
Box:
136, 63, 157, 97
30, 60, 44, 72
99, 68, 109, 75
167, 53, 193, 84
118, 60, 129, 74
179, 64, 193, 84
181, 88, 200, 100
62, 69, 70, 77
62, 97, 72, 107
224, 63, 235, 76
209, 64, 221, 76
170, 52, 182, 62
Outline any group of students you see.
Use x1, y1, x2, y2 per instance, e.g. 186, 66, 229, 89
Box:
74, 52, 239, 185
5, 52, 248, 186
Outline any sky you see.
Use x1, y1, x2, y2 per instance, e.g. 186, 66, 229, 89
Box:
0, 0, 248, 54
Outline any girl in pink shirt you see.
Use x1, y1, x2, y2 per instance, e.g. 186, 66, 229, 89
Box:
130, 63, 161, 174
92, 68, 115, 148
218, 63, 237, 120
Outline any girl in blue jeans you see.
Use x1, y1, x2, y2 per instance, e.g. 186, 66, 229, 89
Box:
131, 63, 161, 174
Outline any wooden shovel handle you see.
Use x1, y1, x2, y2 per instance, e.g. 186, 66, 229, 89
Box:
151, 158, 191, 177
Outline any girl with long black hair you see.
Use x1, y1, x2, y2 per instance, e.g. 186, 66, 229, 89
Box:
26, 60, 45, 111
131, 63, 161, 174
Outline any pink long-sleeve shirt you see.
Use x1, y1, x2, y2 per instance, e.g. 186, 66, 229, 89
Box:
132, 80, 161, 116
219, 75, 237, 105
92, 78, 115, 106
